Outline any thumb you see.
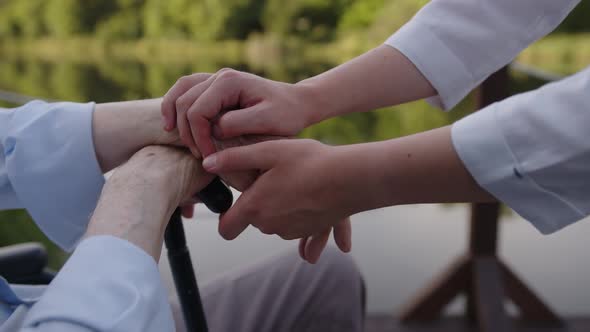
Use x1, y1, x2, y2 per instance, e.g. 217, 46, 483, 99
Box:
202, 142, 278, 174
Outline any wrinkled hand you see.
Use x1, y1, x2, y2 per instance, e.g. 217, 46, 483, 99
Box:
202, 139, 359, 263
161, 69, 319, 158
87, 146, 212, 260
109, 146, 212, 209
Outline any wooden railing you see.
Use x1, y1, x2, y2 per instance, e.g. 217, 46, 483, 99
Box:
0, 90, 55, 104
399, 66, 565, 332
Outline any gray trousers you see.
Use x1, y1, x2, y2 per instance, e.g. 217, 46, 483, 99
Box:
165, 247, 365, 332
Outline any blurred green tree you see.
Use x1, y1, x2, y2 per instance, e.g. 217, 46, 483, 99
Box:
44, 0, 84, 37
338, 0, 386, 32
263, 0, 353, 41
97, 0, 144, 40
10, 0, 47, 38
556, 0, 590, 33
0, 0, 586, 42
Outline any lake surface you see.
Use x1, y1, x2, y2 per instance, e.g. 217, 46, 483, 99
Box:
161, 193, 590, 315
1, 51, 588, 316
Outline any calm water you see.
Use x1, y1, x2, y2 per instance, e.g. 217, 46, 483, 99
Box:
162, 195, 590, 315
1, 54, 589, 315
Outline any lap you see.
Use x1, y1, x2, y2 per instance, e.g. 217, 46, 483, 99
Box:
163, 246, 364, 332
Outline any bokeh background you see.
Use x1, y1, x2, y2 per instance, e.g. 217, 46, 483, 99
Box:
1, 0, 589, 315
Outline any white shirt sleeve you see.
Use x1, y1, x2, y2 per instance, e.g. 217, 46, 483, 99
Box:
0, 103, 174, 331
0, 101, 105, 251
20, 236, 174, 332
385, 0, 580, 110
452, 66, 590, 234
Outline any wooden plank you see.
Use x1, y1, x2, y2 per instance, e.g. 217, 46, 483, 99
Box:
465, 286, 477, 323
467, 202, 501, 321
472, 257, 511, 332
367, 315, 583, 332
477, 67, 510, 107
469, 203, 501, 255
501, 262, 563, 326
399, 256, 470, 322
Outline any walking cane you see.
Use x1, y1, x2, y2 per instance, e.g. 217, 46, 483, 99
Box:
165, 177, 233, 332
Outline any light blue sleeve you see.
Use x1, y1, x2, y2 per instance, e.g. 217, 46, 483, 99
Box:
20, 236, 174, 332
0, 101, 105, 252
452, 66, 590, 234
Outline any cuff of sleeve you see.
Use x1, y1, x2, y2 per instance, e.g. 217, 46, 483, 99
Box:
452, 105, 585, 234
385, 21, 475, 111
23, 236, 173, 331
6, 101, 105, 252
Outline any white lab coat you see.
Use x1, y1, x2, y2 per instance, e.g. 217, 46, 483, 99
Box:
386, 0, 589, 233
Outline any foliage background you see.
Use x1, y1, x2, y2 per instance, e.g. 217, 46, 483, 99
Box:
1, 0, 589, 41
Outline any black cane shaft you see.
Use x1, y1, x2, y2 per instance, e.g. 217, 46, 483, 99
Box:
165, 209, 208, 332
165, 177, 233, 332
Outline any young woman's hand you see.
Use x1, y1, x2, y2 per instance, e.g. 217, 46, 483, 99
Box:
200, 139, 371, 262
161, 69, 322, 158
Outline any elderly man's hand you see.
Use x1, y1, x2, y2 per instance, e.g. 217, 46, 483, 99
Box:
85, 146, 211, 261
92, 98, 254, 218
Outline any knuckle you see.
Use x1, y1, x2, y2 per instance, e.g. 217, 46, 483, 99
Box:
301, 138, 323, 151
176, 75, 192, 88
217, 67, 233, 74
216, 115, 233, 133
300, 138, 316, 145
217, 68, 240, 81
280, 233, 298, 240
179, 130, 194, 146
161, 95, 172, 109
186, 108, 200, 122
170, 76, 191, 91
176, 97, 190, 113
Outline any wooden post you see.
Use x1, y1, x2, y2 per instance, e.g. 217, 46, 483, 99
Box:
398, 67, 563, 330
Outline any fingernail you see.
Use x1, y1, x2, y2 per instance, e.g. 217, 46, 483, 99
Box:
203, 155, 217, 171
